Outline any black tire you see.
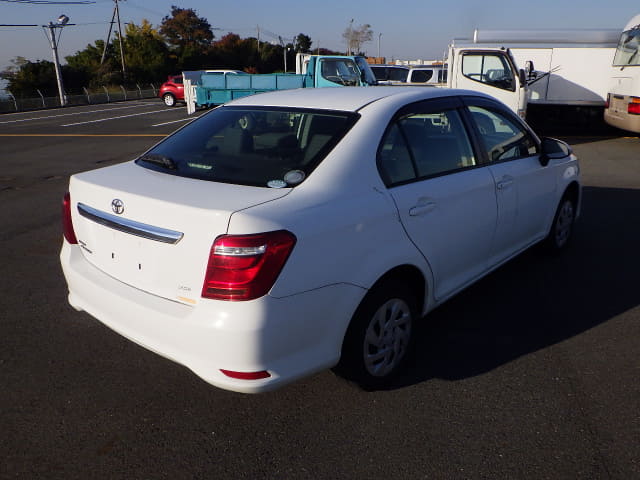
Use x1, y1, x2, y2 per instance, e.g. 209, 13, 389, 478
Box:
162, 93, 176, 107
544, 195, 576, 252
335, 279, 417, 389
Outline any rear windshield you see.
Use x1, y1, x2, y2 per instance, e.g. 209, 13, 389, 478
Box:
136, 106, 358, 188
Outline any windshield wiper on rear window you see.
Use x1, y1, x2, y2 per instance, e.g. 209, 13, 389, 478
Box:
137, 153, 177, 170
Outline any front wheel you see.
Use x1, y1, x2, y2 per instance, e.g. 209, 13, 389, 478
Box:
335, 280, 417, 389
162, 93, 176, 107
545, 196, 576, 252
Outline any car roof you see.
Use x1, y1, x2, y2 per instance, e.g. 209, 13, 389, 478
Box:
225, 86, 494, 112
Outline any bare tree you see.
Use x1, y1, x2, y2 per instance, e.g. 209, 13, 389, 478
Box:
342, 21, 373, 55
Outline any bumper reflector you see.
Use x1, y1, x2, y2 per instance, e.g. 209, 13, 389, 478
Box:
220, 369, 271, 380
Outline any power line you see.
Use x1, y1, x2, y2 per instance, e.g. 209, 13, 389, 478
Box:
0, 23, 75, 26
0, 1, 96, 4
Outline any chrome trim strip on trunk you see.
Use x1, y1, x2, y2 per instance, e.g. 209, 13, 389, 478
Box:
77, 203, 184, 244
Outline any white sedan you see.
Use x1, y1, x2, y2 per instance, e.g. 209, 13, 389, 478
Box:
60, 87, 580, 393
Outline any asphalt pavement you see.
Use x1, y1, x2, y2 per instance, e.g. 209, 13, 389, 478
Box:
1, 100, 639, 479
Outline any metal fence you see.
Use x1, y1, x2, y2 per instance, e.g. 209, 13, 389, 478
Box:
0, 84, 158, 113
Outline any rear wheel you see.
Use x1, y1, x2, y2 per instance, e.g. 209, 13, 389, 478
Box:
162, 93, 176, 107
335, 280, 417, 389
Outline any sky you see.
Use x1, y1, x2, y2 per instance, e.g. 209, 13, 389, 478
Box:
0, 0, 638, 78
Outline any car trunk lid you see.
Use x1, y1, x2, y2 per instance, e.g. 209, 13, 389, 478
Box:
68, 161, 290, 305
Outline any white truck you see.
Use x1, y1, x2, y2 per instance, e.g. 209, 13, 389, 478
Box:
376, 46, 529, 118
445, 43, 529, 119
604, 13, 640, 133
469, 29, 620, 129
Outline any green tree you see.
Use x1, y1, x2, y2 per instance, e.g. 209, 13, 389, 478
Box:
65, 40, 120, 88
294, 33, 312, 53
0, 57, 57, 96
209, 33, 258, 71
115, 20, 172, 84
160, 6, 214, 70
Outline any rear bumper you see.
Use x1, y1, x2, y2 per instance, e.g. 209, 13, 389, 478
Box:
604, 107, 640, 134
60, 242, 364, 393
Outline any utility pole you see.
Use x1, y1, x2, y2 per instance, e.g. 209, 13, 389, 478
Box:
278, 36, 287, 72
102, 0, 126, 79
100, 7, 116, 64
44, 15, 69, 107
115, 0, 126, 79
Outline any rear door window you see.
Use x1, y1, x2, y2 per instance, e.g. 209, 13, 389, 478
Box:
137, 107, 358, 188
378, 102, 476, 185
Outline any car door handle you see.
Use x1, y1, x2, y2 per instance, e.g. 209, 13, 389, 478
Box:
496, 178, 514, 190
409, 202, 436, 216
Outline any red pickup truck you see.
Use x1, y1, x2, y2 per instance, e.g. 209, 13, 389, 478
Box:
158, 75, 184, 107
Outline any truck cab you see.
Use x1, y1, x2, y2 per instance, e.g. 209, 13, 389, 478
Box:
447, 45, 528, 118
296, 54, 377, 87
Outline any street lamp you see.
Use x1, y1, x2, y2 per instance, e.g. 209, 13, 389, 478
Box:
44, 15, 70, 107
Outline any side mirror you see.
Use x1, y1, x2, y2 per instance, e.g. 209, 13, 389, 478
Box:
525, 60, 536, 79
540, 137, 572, 166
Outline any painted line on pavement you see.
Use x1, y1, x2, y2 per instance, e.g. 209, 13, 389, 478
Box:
61, 109, 173, 126
0, 103, 163, 125
151, 117, 197, 127
0, 134, 167, 137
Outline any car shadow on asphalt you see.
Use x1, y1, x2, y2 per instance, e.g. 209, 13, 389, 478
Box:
386, 185, 640, 390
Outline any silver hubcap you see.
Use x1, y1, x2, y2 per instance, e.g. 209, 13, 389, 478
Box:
164, 95, 174, 106
363, 298, 412, 377
555, 200, 574, 247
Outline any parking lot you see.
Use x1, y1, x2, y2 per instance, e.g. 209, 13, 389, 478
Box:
1, 100, 639, 479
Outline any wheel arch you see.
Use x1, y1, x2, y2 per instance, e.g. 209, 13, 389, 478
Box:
367, 264, 427, 317
564, 180, 580, 210
334, 263, 427, 386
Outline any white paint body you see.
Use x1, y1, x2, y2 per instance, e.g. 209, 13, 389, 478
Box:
470, 29, 619, 106
61, 87, 580, 393
604, 14, 640, 133
510, 47, 616, 106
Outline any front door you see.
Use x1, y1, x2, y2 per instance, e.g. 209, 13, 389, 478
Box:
465, 103, 556, 263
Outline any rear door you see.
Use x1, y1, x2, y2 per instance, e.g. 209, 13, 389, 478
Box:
378, 97, 497, 301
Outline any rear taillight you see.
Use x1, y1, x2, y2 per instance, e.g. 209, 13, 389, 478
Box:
628, 97, 640, 115
202, 231, 296, 301
62, 192, 78, 244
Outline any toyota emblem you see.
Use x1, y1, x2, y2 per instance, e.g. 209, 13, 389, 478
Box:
111, 198, 124, 215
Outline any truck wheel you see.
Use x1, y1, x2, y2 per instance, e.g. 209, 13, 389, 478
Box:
335, 279, 417, 389
162, 93, 176, 107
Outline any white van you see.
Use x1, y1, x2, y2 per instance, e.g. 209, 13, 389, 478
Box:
406, 66, 448, 85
